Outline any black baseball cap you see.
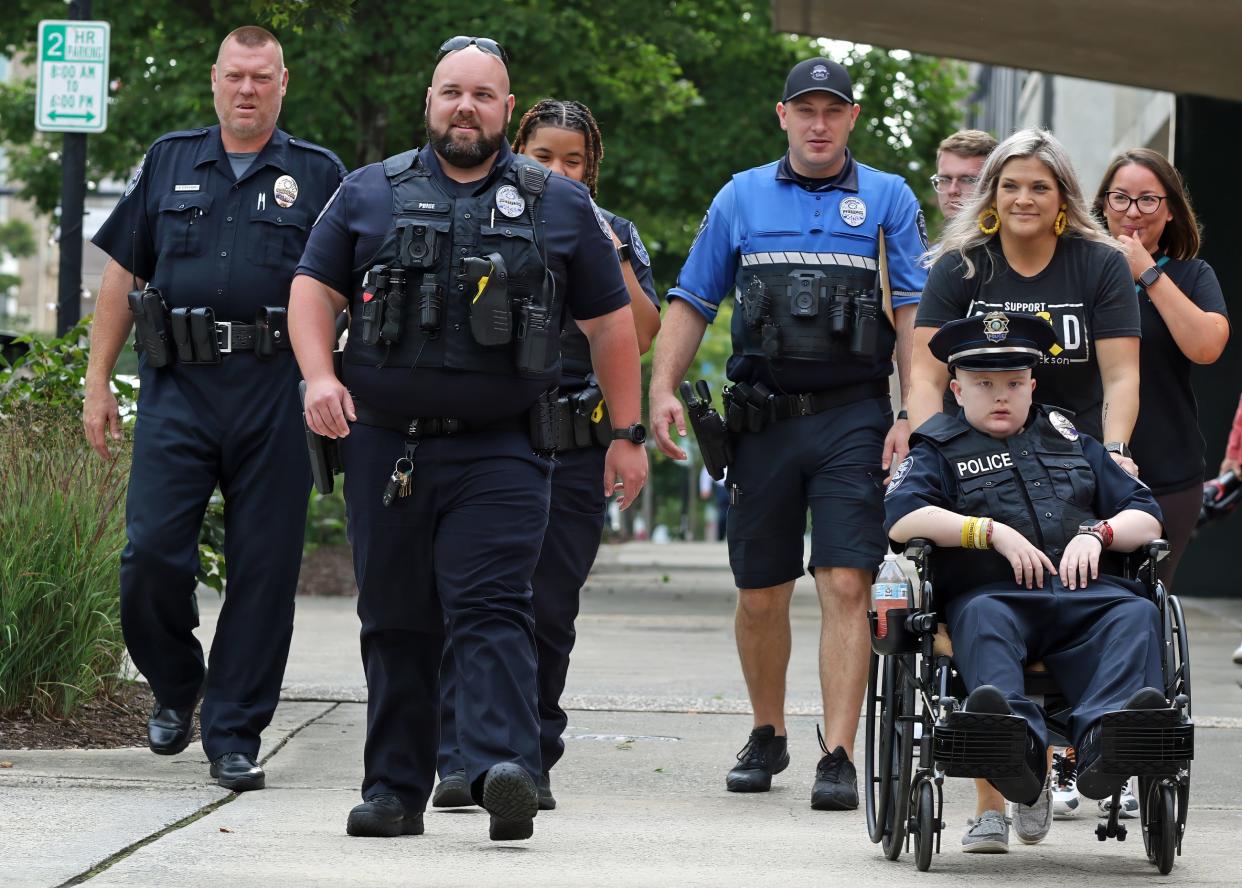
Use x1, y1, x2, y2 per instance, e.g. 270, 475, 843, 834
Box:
929, 312, 1061, 371
782, 57, 854, 104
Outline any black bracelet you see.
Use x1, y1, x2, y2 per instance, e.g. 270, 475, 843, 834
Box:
1073, 530, 1105, 548
897, 409, 908, 421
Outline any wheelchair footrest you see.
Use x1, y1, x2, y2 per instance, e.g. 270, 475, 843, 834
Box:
933, 710, 1028, 778
1091, 708, 1193, 775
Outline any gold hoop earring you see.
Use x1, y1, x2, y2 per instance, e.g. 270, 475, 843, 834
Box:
978, 206, 1000, 236
1054, 203, 1068, 236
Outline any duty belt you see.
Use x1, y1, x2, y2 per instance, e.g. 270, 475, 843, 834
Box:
212, 321, 291, 354
724, 378, 889, 434
352, 403, 467, 438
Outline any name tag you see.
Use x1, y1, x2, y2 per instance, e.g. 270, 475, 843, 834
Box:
955, 452, 1014, 479
174, 184, 201, 192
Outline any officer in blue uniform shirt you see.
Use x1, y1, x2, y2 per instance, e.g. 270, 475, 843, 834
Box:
83, 27, 346, 792
651, 57, 927, 810
884, 312, 1169, 806
289, 39, 647, 843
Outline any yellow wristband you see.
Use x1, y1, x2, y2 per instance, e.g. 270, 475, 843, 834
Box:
961, 517, 976, 549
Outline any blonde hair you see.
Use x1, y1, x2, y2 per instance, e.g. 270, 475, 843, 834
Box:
929, 128, 1121, 278
937, 129, 997, 161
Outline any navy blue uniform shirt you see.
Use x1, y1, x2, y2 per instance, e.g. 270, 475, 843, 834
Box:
93, 126, 346, 320
884, 411, 1162, 536
295, 141, 630, 419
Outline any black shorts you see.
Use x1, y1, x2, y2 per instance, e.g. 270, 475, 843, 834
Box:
725, 395, 890, 589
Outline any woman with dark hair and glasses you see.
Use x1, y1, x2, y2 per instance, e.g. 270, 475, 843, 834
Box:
432, 98, 661, 813
1093, 149, 1229, 586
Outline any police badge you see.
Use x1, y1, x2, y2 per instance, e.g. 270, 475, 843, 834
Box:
1048, 410, 1079, 441
982, 311, 1010, 343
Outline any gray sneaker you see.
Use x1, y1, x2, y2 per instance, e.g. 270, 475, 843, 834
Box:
961, 809, 1009, 853
1012, 774, 1053, 844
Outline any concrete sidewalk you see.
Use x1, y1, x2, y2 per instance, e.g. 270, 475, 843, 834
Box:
4, 542, 1242, 886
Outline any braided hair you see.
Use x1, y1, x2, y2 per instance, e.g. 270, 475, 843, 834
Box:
513, 99, 604, 197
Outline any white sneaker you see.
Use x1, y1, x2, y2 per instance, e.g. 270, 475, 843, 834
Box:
1051, 748, 1080, 819
1098, 778, 1140, 819
1232, 638, 1242, 665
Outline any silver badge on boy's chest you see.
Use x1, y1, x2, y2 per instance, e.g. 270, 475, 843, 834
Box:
495, 185, 525, 218
274, 175, 299, 208
1048, 410, 1079, 441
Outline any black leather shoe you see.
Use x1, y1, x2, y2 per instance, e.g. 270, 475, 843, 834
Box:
811, 729, 858, 810
147, 697, 199, 756
726, 725, 789, 793
346, 794, 425, 838
210, 752, 265, 792
966, 685, 1043, 804
432, 769, 475, 808
536, 772, 556, 811
482, 763, 538, 841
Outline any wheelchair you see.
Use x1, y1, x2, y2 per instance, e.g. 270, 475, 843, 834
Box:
864, 539, 1193, 874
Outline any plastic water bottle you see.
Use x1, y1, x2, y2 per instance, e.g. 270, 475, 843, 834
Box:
871, 553, 913, 639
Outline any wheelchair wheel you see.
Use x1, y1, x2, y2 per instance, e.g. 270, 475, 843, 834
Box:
865, 650, 897, 844
912, 778, 935, 872
1163, 594, 1192, 710
881, 654, 916, 861
1142, 779, 1178, 874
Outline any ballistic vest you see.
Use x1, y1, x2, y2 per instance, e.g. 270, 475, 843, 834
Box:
913, 407, 1101, 589
343, 149, 557, 383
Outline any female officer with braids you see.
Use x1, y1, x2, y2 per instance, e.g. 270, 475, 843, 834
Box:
434, 99, 662, 810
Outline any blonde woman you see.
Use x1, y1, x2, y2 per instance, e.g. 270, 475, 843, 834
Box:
904, 129, 1142, 852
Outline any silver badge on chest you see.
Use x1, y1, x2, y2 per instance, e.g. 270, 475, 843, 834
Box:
274, 175, 299, 208
839, 196, 867, 227
1048, 411, 1079, 441
496, 185, 526, 218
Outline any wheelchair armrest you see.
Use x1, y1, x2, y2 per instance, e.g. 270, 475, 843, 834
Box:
1146, 539, 1171, 563
901, 538, 936, 561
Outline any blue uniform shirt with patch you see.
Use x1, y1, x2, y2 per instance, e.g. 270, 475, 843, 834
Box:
668, 151, 927, 390
93, 126, 346, 320
295, 141, 630, 419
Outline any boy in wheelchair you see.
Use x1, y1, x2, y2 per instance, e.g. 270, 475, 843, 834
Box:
884, 313, 1172, 835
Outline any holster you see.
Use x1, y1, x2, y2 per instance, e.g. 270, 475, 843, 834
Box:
573, 385, 611, 449
298, 381, 343, 495
459, 253, 512, 348
127, 287, 173, 368
528, 388, 567, 454
679, 380, 732, 481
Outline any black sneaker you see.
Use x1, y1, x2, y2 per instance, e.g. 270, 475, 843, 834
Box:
482, 763, 538, 841
536, 772, 556, 811
726, 725, 789, 793
346, 794, 425, 838
811, 728, 858, 811
965, 685, 1043, 804
431, 769, 475, 808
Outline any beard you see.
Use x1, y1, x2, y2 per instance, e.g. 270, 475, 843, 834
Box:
425, 112, 505, 169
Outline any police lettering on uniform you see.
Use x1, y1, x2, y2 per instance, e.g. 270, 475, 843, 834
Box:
432, 99, 662, 813
289, 38, 647, 843
649, 57, 928, 810
884, 312, 1170, 811
83, 27, 346, 791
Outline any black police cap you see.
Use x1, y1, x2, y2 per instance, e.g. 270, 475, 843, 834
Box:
929, 311, 1061, 371
783, 58, 854, 105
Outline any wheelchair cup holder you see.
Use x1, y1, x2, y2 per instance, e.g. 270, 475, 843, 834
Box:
932, 710, 1030, 779
868, 608, 918, 655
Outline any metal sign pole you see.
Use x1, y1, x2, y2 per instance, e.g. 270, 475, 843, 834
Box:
54, 0, 91, 336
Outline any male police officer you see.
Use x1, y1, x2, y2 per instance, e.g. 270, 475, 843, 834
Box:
83, 26, 345, 790
289, 38, 647, 842
884, 312, 1169, 821
650, 57, 927, 809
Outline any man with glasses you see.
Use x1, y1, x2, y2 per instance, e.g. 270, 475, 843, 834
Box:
932, 129, 997, 220
290, 36, 647, 842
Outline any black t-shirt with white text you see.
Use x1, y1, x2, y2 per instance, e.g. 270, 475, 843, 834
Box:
1131, 256, 1229, 494
918, 236, 1139, 441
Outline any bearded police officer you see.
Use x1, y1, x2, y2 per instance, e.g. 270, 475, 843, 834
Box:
884, 312, 1168, 811
650, 57, 927, 809
83, 26, 345, 791
289, 38, 647, 842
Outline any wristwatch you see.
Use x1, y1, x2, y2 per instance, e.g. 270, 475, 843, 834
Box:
616, 243, 632, 263
1137, 264, 1165, 290
1104, 441, 1132, 459
612, 423, 647, 444
1077, 520, 1114, 548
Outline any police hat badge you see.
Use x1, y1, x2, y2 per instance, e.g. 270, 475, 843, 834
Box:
982, 311, 1009, 343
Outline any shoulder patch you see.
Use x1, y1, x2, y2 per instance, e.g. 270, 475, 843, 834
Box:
313, 184, 342, 228
690, 210, 709, 252
630, 222, 651, 267
124, 153, 146, 197
590, 200, 613, 242
886, 455, 914, 496
916, 210, 929, 250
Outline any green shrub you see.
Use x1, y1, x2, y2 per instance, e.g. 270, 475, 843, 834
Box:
0, 401, 130, 716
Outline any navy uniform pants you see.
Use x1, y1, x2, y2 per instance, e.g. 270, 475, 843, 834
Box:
120, 353, 309, 760
945, 577, 1164, 750
438, 444, 608, 778
342, 419, 549, 810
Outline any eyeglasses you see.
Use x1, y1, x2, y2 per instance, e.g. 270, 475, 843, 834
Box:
930, 174, 979, 193
1104, 191, 1167, 215
436, 36, 509, 65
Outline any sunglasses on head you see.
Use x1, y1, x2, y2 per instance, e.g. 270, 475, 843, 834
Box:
436, 36, 509, 65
